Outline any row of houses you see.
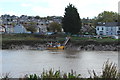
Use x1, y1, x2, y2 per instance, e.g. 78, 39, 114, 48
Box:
0, 15, 120, 36
0, 23, 48, 34
1, 22, 120, 36
0, 14, 63, 34
1, 14, 62, 25
96, 22, 120, 36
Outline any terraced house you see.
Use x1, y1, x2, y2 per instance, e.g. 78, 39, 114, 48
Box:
96, 22, 120, 36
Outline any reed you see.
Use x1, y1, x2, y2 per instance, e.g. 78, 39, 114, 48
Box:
26, 69, 81, 79
101, 60, 118, 79
89, 60, 118, 80
1, 72, 11, 80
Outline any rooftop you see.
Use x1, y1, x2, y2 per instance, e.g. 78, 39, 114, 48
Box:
97, 22, 120, 26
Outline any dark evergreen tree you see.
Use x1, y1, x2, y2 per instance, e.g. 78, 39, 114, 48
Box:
62, 4, 82, 34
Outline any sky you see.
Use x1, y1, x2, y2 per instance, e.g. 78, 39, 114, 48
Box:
0, 0, 119, 18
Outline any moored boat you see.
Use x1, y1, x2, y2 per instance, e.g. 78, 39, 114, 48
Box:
47, 46, 64, 50
46, 37, 70, 50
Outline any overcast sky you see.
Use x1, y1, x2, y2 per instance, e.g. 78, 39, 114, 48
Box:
0, 0, 119, 18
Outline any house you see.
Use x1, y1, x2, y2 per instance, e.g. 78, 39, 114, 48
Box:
81, 24, 95, 34
96, 22, 120, 36
0, 17, 2, 25
5, 24, 14, 33
0, 25, 5, 34
36, 22, 47, 34
13, 24, 27, 33
1, 14, 13, 25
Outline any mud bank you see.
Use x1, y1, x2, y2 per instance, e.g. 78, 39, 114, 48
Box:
2, 40, 120, 51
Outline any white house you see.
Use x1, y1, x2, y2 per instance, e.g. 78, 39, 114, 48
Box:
36, 22, 47, 33
5, 24, 14, 33
13, 24, 27, 33
96, 22, 120, 36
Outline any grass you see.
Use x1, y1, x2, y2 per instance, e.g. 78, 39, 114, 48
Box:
1, 61, 119, 80
1, 34, 60, 44
1, 34, 119, 50
70, 36, 119, 42
1, 34, 119, 42
89, 60, 119, 79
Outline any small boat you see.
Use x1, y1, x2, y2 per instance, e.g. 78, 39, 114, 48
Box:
46, 37, 70, 50
47, 46, 64, 50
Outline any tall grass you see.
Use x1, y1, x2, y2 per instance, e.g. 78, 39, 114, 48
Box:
1, 72, 11, 80
26, 69, 81, 79
101, 60, 118, 79
89, 60, 119, 80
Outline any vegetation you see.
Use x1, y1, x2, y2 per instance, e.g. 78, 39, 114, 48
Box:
89, 60, 118, 79
48, 22, 62, 32
34, 16, 40, 19
2, 34, 57, 41
2, 34, 119, 42
81, 11, 120, 34
23, 22, 37, 33
62, 3, 82, 34
101, 60, 118, 79
1, 61, 119, 80
94, 11, 120, 26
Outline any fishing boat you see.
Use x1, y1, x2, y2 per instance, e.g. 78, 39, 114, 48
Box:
46, 37, 70, 50
47, 46, 64, 50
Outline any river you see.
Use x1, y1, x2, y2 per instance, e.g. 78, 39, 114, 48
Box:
0, 50, 118, 78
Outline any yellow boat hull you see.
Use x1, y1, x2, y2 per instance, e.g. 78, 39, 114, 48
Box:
47, 46, 64, 50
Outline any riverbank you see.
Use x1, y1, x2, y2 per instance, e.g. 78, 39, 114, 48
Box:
2, 40, 120, 51
1, 34, 120, 50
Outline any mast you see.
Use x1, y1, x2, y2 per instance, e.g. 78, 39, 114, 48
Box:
63, 37, 70, 46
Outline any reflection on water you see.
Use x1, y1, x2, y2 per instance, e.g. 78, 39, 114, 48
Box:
1, 50, 118, 78
64, 50, 80, 58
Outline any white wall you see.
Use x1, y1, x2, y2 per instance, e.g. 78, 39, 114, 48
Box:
14, 24, 27, 33
96, 26, 120, 36
5, 25, 14, 33
96, 26, 105, 35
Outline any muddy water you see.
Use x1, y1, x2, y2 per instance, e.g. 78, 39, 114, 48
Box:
1, 50, 118, 78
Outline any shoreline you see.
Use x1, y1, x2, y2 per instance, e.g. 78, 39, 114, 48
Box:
2, 40, 120, 51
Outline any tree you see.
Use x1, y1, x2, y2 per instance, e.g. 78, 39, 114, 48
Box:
26, 26, 37, 33
62, 4, 82, 34
28, 16, 32, 19
49, 22, 62, 32
34, 16, 40, 19
23, 22, 37, 33
94, 11, 120, 25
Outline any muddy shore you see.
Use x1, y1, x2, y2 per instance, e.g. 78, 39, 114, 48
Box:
2, 40, 120, 51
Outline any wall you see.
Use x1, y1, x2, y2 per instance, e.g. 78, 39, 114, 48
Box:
14, 24, 27, 33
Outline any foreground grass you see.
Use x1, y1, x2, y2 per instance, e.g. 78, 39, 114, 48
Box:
2, 60, 119, 80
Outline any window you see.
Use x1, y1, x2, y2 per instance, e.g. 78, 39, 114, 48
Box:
106, 32, 108, 35
102, 27, 104, 30
111, 28, 113, 31
97, 28, 99, 30
100, 31, 103, 35
117, 31, 120, 34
